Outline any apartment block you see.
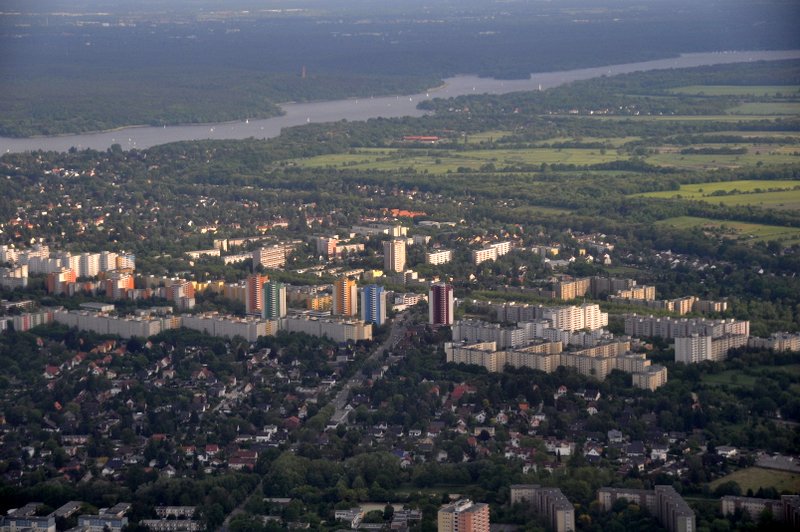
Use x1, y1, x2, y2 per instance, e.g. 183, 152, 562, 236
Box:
748, 332, 800, 352
360, 284, 386, 326
675, 333, 748, 364
471, 247, 498, 265
624, 315, 750, 340
333, 277, 359, 317
315, 236, 338, 259
630, 365, 669, 391
438, 499, 490, 532
597, 486, 694, 532
554, 277, 591, 300
263, 281, 287, 320
452, 319, 529, 349
53, 309, 180, 339
182, 314, 278, 343
253, 245, 286, 269
510, 485, 574, 532
383, 239, 407, 273
429, 282, 455, 326
425, 249, 453, 265
246, 274, 268, 316
283, 315, 372, 343
721, 496, 784, 521
543, 303, 608, 332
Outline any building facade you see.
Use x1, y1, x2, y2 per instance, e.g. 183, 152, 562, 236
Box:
333, 277, 359, 317
437, 499, 490, 532
429, 282, 455, 326
360, 284, 387, 326
383, 239, 407, 273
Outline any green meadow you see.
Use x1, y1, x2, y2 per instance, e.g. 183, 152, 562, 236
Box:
636, 180, 800, 211
729, 102, 800, 115
668, 85, 800, 97
709, 467, 800, 494
655, 216, 800, 245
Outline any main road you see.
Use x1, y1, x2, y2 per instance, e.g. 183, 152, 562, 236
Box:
328, 311, 410, 427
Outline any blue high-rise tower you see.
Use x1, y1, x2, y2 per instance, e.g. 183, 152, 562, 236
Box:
360, 284, 386, 326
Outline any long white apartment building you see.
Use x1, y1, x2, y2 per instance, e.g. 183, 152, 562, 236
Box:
182, 314, 280, 343
748, 332, 800, 352
2, 244, 135, 277
425, 249, 453, 265
543, 303, 608, 332
452, 320, 530, 349
674, 333, 749, 364
624, 315, 749, 339
445, 339, 666, 388
283, 314, 372, 343
471, 241, 511, 265
453, 304, 610, 350
53, 309, 179, 339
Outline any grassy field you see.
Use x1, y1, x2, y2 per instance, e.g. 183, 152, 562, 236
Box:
709, 467, 800, 494
290, 147, 625, 173
572, 114, 787, 122
636, 180, 800, 211
464, 130, 512, 144
729, 102, 800, 115
702, 365, 800, 393
644, 149, 799, 170
531, 135, 641, 148
655, 216, 800, 245
668, 85, 800, 97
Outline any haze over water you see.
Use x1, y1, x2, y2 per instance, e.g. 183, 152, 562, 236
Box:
2, 49, 799, 154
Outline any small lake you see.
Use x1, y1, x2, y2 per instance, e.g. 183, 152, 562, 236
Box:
2, 49, 799, 154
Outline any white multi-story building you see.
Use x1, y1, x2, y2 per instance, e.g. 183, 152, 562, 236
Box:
425, 249, 453, 265
283, 315, 372, 343
79, 252, 101, 278
253, 245, 286, 269
542, 304, 608, 332
472, 247, 498, 265
625, 315, 749, 339
383, 239, 407, 273
674, 333, 748, 364
182, 313, 278, 342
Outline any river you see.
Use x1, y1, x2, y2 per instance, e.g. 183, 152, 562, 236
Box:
2, 49, 799, 154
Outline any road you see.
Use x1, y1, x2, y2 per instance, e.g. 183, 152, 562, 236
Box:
328, 311, 410, 426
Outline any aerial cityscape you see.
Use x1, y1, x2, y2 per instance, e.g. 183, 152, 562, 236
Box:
0, 1, 799, 531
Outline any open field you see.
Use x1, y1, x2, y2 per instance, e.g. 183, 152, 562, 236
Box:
668, 85, 800, 97
711, 131, 800, 139
655, 216, 800, 245
464, 130, 512, 144
644, 149, 799, 170
729, 102, 800, 115
709, 467, 800, 494
290, 146, 625, 173
570, 114, 788, 122
636, 180, 800, 211
701, 366, 800, 385
531, 135, 641, 148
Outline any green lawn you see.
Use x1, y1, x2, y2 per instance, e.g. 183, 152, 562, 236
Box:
668, 85, 800, 97
655, 216, 800, 245
709, 467, 800, 494
636, 180, 800, 211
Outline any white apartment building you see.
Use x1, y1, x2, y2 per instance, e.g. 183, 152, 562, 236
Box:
425, 249, 453, 265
